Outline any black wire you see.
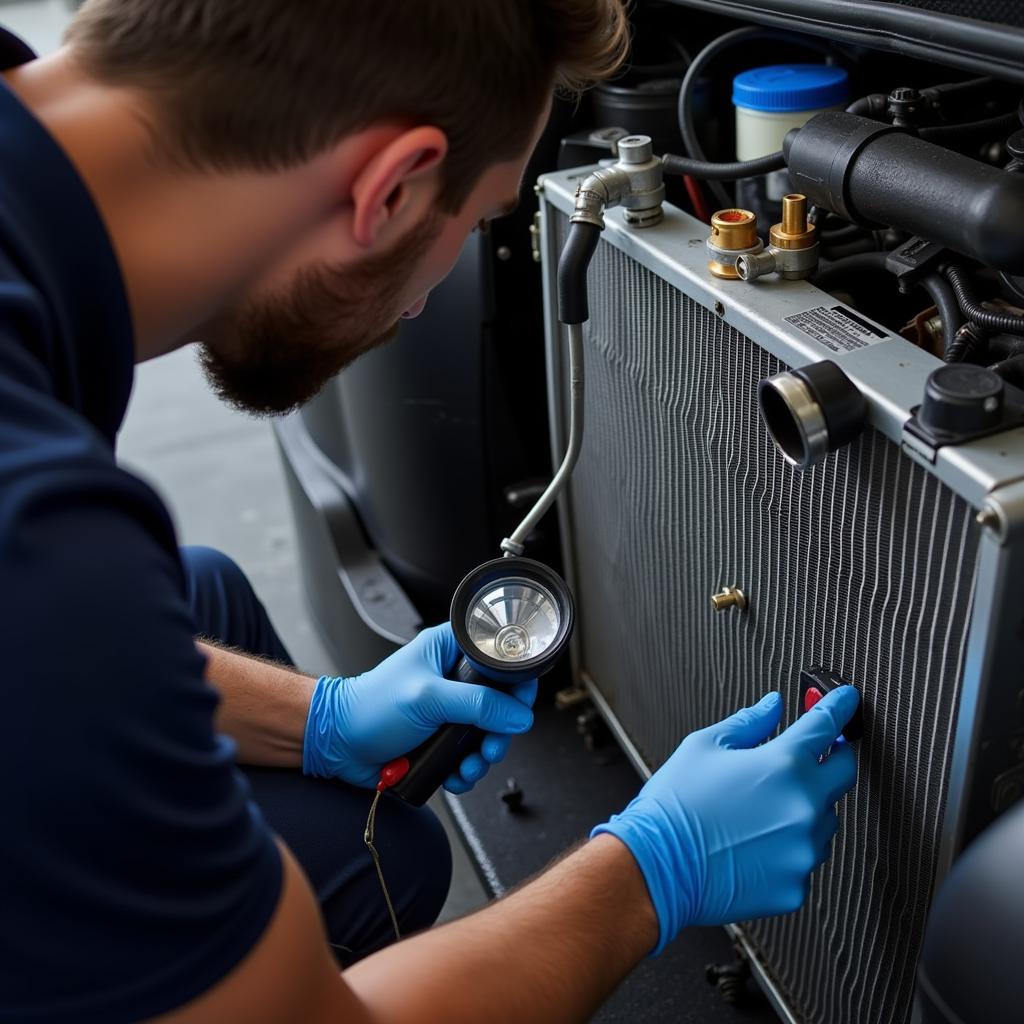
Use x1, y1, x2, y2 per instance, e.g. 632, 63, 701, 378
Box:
662, 151, 785, 181
944, 265, 1024, 334
676, 27, 833, 209
918, 273, 964, 358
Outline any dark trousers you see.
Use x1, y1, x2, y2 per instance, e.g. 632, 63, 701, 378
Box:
180, 546, 452, 964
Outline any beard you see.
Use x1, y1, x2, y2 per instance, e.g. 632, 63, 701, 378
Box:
198, 211, 442, 416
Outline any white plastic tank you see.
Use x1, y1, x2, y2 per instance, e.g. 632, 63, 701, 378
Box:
732, 64, 849, 222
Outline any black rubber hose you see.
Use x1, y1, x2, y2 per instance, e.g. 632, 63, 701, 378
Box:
676, 26, 831, 209
919, 110, 1021, 148
557, 222, 601, 326
811, 251, 891, 292
944, 265, 1024, 334
821, 239, 881, 261
919, 273, 965, 358
820, 221, 869, 243
989, 354, 1024, 388
662, 151, 785, 181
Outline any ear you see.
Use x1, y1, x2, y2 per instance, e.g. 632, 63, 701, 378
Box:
350, 126, 448, 248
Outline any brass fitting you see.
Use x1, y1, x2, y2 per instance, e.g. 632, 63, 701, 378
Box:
735, 194, 820, 282
770, 194, 817, 250
710, 585, 747, 612
707, 209, 763, 279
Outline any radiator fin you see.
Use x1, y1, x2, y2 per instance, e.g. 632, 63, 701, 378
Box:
555, 218, 980, 1024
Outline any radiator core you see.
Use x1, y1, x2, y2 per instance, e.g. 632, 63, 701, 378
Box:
551, 213, 981, 1024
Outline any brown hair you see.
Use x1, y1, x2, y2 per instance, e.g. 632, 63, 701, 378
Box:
66, 0, 629, 211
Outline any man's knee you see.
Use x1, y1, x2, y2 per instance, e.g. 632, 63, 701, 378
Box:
180, 545, 253, 611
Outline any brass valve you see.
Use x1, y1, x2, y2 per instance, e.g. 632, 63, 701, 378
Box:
707, 209, 763, 280
736, 194, 820, 282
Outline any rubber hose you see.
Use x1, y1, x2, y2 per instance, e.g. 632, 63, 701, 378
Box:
919, 273, 965, 358
919, 110, 1021, 149
557, 222, 601, 326
821, 239, 881, 261
811, 251, 891, 292
989, 354, 1024, 387
676, 27, 831, 209
662, 150, 785, 181
820, 221, 869, 243
944, 265, 1024, 334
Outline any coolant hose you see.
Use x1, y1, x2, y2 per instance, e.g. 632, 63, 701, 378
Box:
944, 265, 1024, 334
786, 111, 1024, 273
557, 222, 601, 326
662, 151, 786, 181
919, 273, 965, 357
811, 251, 891, 292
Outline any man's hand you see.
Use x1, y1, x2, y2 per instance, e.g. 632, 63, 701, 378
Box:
593, 687, 860, 953
302, 623, 537, 791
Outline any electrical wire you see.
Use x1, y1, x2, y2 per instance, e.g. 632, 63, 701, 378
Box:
676, 27, 833, 209
944, 265, 1024, 334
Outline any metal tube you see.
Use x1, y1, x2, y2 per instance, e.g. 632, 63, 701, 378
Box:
501, 322, 584, 556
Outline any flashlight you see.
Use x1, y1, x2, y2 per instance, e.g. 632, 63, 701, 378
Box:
386, 556, 574, 806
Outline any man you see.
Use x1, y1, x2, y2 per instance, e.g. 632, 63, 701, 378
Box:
0, 2, 859, 1021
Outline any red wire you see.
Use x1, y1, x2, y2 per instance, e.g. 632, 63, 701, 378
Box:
682, 175, 711, 223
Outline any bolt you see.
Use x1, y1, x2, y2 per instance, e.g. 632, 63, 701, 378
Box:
496, 245, 512, 261
976, 505, 1001, 531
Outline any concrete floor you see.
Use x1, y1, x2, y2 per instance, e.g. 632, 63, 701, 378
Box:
4, 0, 485, 926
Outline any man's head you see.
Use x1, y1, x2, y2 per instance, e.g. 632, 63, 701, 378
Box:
63, 0, 629, 413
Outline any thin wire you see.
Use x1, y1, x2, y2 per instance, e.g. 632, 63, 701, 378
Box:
364, 790, 402, 943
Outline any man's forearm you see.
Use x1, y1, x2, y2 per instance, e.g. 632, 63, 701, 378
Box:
199, 641, 314, 767
344, 833, 658, 1024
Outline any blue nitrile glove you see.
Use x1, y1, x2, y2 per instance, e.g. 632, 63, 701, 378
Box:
302, 623, 538, 791
592, 687, 859, 954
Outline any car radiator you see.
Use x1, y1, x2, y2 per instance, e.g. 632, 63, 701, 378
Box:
538, 168, 1024, 1024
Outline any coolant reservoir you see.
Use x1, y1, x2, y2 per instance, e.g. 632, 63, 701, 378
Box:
733, 64, 849, 227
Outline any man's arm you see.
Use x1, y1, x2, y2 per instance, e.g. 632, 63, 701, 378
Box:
156, 834, 656, 1024
159, 688, 860, 1024
200, 624, 538, 791
200, 640, 311, 767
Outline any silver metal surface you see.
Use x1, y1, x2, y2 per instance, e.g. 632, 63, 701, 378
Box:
538, 180, 1021, 1024
569, 137, 665, 230
738, 244, 820, 281
760, 372, 829, 469
466, 577, 560, 662
501, 321, 584, 557
540, 166, 1024, 509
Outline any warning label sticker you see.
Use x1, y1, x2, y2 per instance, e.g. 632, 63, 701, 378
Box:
784, 305, 889, 353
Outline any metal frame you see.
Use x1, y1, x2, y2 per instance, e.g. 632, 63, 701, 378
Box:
537, 165, 1024, 1022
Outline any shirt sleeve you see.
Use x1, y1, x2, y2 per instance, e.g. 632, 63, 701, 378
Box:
0, 345, 283, 1022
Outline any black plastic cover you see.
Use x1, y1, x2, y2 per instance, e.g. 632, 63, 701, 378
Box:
917, 800, 1024, 1024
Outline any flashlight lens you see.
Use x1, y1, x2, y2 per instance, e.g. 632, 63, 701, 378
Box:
466, 578, 560, 662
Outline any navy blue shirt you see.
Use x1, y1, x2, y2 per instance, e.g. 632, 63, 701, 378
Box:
0, 29, 282, 1023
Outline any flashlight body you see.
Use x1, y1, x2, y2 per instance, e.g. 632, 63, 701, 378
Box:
387, 656, 497, 807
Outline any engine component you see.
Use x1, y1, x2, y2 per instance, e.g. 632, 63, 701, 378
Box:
539, 164, 1024, 1024
568, 133, 665, 230
732, 64, 849, 228
904, 364, 1024, 456
758, 359, 868, 469
710, 585, 746, 612
785, 111, 1024, 273
735, 192, 820, 281
706, 208, 763, 279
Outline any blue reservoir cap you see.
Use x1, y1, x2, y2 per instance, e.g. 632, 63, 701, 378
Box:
732, 64, 849, 113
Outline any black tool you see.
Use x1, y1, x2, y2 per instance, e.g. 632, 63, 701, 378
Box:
386, 557, 574, 806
